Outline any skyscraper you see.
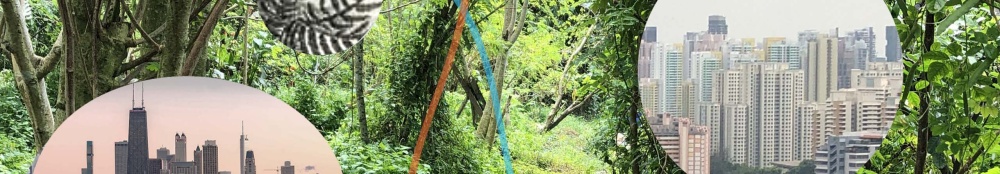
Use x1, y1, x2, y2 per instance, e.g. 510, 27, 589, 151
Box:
127, 107, 149, 174
176, 133, 187, 162
203, 141, 219, 174
149, 159, 163, 174
194, 146, 203, 174
765, 40, 801, 69
245, 151, 256, 174
280, 161, 295, 174
83, 141, 93, 174
157, 147, 170, 160
806, 33, 839, 102
240, 122, 247, 174
714, 62, 805, 167
885, 26, 901, 62
115, 141, 128, 174
644, 27, 657, 42
170, 162, 197, 174
707, 15, 728, 34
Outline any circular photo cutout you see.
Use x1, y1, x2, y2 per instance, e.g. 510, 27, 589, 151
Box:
258, 0, 383, 55
638, 1, 901, 173
31, 77, 342, 174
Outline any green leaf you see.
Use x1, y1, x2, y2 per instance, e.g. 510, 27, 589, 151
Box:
916, 80, 930, 90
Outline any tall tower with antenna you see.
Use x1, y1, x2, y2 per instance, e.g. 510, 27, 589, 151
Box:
240, 121, 247, 174
127, 82, 149, 174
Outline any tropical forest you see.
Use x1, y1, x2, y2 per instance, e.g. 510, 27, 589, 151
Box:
0, 0, 685, 173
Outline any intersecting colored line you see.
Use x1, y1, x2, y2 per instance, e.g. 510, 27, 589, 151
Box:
407, 0, 469, 173
450, 0, 515, 172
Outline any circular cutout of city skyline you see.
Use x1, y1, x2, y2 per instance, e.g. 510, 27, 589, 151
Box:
32, 77, 342, 174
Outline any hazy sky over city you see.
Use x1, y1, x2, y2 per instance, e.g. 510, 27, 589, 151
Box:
647, 0, 897, 57
34, 77, 341, 174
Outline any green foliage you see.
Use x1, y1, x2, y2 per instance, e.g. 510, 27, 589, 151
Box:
329, 132, 432, 174
0, 71, 34, 147
0, 134, 34, 174
864, 0, 1000, 173
709, 155, 782, 174
784, 160, 815, 174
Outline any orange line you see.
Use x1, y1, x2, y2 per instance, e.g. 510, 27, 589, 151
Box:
408, 0, 469, 173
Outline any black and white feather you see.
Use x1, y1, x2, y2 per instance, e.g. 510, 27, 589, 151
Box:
258, 0, 382, 55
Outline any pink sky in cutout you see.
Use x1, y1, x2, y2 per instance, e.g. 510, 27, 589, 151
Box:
33, 77, 341, 174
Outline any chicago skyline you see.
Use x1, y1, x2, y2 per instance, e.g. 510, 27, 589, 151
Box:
31, 77, 341, 174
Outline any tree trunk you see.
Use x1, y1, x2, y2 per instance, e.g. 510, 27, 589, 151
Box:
475, 0, 526, 144
159, 0, 192, 76
1, 0, 57, 151
354, 39, 370, 143
56, 0, 131, 127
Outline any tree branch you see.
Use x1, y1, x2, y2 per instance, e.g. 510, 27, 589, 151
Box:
35, 32, 64, 79
544, 92, 593, 132
180, 0, 228, 76
381, 0, 420, 13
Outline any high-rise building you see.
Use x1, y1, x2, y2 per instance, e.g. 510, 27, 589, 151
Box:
220, 171, 232, 174
115, 141, 128, 174
850, 62, 904, 89
171, 162, 197, 174
639, 40, 656, 79
691, 51, 722, 103
814, 131, 884, 174
795, 103, 819, 160
766, 40, 802, 69
194, 146, 203, 174
203, 140, 219, 174
281, 161, 295, 174
811, 87, 899, 151
149, 159, 163, 174
241, 122, 247, 174
650, 115, 711, 174
644, 27, 657, 42
157, 147, 170, 160
127, 106, 149, 174
176, 133, 187, 162
245, 151, 256, 174
708, 15, 728, 35
885, 26, 902, 62
640, 78, 663, 116
679, 80, 698, 122
83, 141, 93, 174
651, 43, 684, 116
713, 62, 805, 167
848, 27, 876, 65
806, 33, 839, 102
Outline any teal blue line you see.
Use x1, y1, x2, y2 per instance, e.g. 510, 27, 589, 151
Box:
451, 0, 514, 173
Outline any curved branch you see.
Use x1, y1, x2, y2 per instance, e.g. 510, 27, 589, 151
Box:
381, 0, 420, 13
180, 0, 228, 76
35, 32, 64, 79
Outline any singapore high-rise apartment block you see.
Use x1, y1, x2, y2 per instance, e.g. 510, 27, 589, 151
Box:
814, 131, 885, 174
127, 106, 149, 174
711, 63, 805, 167
641, 15, 897, 171
115, 141, 128, 174
805, 33, 839, 102
766, 40, 802, 69
649, 114, 711, 174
